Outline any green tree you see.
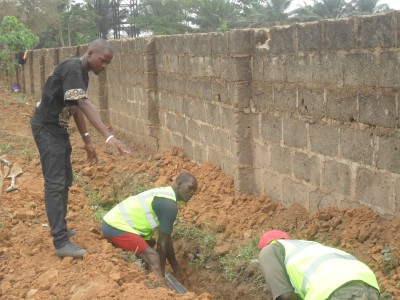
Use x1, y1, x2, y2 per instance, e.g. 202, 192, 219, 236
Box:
0, 15, 39, 81
348, 0, 390, 14
190, 0, 242, 33
292, 0, 353, 22
133, 0, 193, 35
243, 0, 293, 28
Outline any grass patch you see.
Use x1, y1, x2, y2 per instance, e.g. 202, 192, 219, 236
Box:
219, 238, 260, 282
173, 221, 217, 268
0, 143, 13, 155
381, 246, 399, 275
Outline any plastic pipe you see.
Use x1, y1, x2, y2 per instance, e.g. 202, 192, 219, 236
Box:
165, 271, 188, 294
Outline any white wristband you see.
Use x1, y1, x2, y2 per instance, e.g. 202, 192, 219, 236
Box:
82, 132, 90, 137
105, 135, 114, 143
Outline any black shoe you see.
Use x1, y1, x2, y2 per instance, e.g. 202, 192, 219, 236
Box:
55, 242, 86, 258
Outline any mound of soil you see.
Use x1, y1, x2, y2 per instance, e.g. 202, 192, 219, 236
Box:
1, 84, 399, 299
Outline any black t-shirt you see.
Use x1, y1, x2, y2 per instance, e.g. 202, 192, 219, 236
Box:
30, 57, 89, 136
152, 197, 178, 234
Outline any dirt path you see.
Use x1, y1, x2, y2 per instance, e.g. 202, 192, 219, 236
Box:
0, 83, 399, 300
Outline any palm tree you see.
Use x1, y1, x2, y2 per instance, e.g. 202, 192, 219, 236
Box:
348, 0, 390, 15
292, 0, 352, 22
191, 0, 243, 33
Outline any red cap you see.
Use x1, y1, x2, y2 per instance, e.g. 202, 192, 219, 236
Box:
258, 230, 290, 249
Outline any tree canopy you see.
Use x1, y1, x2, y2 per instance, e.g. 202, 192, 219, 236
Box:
0, 0, 395, 47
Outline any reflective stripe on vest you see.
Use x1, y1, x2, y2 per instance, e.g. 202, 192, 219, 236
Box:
278, 240, 380, 300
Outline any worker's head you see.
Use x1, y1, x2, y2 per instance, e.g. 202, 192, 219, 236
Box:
258, 230, 290, 249
85, 39, 113, 75
173, 172, 198, 203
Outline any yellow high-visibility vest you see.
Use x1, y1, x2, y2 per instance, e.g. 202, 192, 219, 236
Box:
277, 240, 380, 300
103, 186, 176, 240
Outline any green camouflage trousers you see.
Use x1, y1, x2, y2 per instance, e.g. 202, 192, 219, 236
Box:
328, 281, 380, 300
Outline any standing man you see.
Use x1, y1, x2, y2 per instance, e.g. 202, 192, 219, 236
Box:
258, 230, 380, 300
101, 172, 198, 282
31, 39, 130, 258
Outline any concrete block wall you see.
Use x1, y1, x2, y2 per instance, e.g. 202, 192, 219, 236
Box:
252, 12, 400, 215
6, 11, 400, 215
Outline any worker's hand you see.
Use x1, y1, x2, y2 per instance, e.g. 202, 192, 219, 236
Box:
84, 142, 98, 164
107, 137, 130, 155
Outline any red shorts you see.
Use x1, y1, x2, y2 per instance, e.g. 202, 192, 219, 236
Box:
107, 233, 149, 254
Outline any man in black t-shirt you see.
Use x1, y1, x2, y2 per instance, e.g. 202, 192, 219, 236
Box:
30, 39, 130, 258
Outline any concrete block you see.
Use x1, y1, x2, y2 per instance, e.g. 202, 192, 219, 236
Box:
211, 32, 229, 55
252, 114, 260, 140
193, 144, 208, 163
282, 118, 308, 149
227, 56, 251, 81
263, 55, 286, 82
286, 54, 312, 83
254, 142, 269, 168
376, 135, 400, 174
272, 85, 297, 114
228, 29, 252, 54
395, 178, 400, 213
216, 129, 233, 154
268, 25, 296, 54
311, 52, 342, 85
170, 132, 183, 147
234, 167, 255, 193
323, 19, 356, 50
358, 13, 395, 49
379, 51, 400, 88
251, 82, 274, 112
282, 179, 309, 209
359, 93, 397, 128
191, 33, 212, 55
261, 114, 282, 144
321, 160, 351, 196
187, 119, 201, 142
340, 127, 374, 166
297, 88, 325, 119
296, 22, 323, 52
220, 107, 235, 129
293, 152, 320, 187
310, 124, 339, 156
326, 89, 358, 123
212, 80, 232, 105
343, 52, 377, 86
205, 102, 221, 127
309, 190, 339, 211
253, 55, 264, 81
356, 167, 392, 214
262, 170, 283, 201
270, 144, 292, 175
232, 82, 251, 108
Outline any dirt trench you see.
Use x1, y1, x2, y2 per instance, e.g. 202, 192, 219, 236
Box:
1, 86, 400, 300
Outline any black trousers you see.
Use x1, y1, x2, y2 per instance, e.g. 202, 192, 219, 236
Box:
32, 126, 73, 249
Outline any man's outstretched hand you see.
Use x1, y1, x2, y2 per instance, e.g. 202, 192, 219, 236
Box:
84, 143, 98, 164
107, 137, 130, 155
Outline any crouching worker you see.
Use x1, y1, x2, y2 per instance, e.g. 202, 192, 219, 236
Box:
258, 230, 380, 300
101, 172, 198, 282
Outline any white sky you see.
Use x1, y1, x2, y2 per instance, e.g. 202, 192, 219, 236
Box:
289, 0, 400, 10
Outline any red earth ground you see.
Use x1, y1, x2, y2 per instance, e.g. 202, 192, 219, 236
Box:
0, 81, 400, 300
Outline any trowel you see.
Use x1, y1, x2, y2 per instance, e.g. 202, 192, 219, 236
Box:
6, 163, 22, 192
